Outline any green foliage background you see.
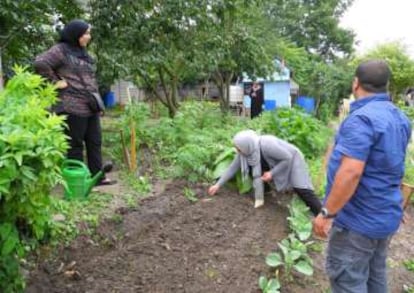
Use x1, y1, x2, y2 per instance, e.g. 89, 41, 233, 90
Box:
0, 68, 67, 292
119, 101, 332, 184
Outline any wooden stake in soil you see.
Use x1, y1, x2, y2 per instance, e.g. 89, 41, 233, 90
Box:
130, 120, 137, 172
120, 129, 131, 170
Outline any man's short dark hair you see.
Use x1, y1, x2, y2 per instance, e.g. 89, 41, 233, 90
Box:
355, 60, 391, 93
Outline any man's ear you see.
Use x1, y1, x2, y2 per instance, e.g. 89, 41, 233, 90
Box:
352, 77, 359, 93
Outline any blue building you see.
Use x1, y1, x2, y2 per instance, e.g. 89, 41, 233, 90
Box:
243, 59, 298, 111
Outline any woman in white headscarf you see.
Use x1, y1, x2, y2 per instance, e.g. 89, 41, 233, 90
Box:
208, 130, 321, 215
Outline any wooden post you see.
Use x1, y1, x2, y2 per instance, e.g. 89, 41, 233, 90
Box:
120, 130, 131, 170
130, 120, 137, 172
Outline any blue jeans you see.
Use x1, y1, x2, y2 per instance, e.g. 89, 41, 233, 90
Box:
326, 225, 392, 293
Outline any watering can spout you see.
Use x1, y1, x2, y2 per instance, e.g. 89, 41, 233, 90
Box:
85, 161, 114, 196
90, 171, 104, 188
85, 171, 105, 195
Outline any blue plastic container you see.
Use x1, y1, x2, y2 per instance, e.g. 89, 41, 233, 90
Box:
103, 91, 116, 108
264, 100, 276, 110
296, 96, 315, 113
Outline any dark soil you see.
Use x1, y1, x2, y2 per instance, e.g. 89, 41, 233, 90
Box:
26, 180, 414, 293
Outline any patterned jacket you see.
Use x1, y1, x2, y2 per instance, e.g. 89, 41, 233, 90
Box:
34, 43, 99, 116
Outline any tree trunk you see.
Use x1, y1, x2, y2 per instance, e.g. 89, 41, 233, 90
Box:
224, 72, 233, 111
214, 71, 233, 113
151, 68, 177, 118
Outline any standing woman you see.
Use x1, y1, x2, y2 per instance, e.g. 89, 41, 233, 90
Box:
249, 82, 264, 119
34, 19, 115, 185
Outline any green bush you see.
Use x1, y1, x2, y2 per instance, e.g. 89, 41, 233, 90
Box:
0, 67, 68, 292
122, 102, 331, 182
249, 107, 332, 159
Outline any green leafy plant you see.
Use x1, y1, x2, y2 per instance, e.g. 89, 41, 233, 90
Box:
404, 259, 414, 272
403, 284, 414, 293
121, 101, 244, 183
258, 275, 281, 293
287, 197, 312, 241
48, 192, 114, 245
0, 67, 68, 291
265, 234, 314, 282
212, 147, 253, 194
183, 187, 198, 203
248, 107, 332, 159
121, 172, 152, 195
404, 144, 414, 186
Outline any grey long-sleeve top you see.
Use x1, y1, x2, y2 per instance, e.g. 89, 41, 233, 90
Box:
260, 135, 313, 191
216, 154, 264, 201
216, 135, 313, 199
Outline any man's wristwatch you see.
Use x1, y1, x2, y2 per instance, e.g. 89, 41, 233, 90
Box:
320, 207, 336, 219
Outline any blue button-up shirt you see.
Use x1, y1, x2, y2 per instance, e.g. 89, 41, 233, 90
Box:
325, 93, 411, 238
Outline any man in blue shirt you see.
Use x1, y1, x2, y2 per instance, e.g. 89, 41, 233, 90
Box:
313, 60, 411, 293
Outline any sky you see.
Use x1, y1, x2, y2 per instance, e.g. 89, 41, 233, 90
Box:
340, 0, 414, 57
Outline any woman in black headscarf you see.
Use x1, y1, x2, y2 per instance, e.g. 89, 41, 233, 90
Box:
34, 19, 115, 185
249, 82, 264, 119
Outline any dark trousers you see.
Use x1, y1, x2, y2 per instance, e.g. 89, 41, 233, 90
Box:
250, 103, 263, 119
327, 226, 390, 293
293, 188, 322, 216
65, 114, 102, 176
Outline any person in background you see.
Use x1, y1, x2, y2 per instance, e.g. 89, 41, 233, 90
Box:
249, 82, 264, 119
404, 88, 414, 107
208, 130, 322, 215
338, 94, 355, 123
313, 60, 411, 293
34, 19, 115, 186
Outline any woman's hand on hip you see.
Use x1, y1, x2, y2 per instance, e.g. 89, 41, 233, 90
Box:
56, 79, 68, 89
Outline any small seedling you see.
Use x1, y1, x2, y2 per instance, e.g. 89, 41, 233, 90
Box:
404, 259, 414, 272
183, 187, 198, 202
259, 276, 281, 293
265, 234, 313, 282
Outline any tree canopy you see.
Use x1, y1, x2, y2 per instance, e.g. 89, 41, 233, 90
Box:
354, 42, 414, 98
0, 0, 83, 89
4, 0, 414, 118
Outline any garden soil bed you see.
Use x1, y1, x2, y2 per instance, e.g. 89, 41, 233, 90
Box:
27, 180, 414, 293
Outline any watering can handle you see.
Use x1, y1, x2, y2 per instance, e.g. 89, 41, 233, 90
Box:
62, 159, 90, 172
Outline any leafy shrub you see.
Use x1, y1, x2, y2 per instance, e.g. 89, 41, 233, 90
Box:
0, 67, 68, 292
248, 107, 331, 159
287, 197, 312, 241
211, 147, 253, 193
122, 101, 245, 180
400, 106, 414, 122
405, 144, 414, 186
265, 234, 313, 281
123, 101, 331, 183
259, 276, 281, 293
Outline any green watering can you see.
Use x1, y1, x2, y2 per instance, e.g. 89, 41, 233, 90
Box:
62, 159, 112, 200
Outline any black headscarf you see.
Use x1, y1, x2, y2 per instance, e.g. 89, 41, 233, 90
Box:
59, 19, 93, 63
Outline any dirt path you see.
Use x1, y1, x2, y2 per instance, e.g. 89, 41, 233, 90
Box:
27, 180, 414, 293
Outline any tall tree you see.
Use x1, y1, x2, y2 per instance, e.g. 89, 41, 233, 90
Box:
90, 0, 275, 116
355, 42, 414, 99
0, 0, 83, 89
265, 0, 355, 60
90, 0, 207, 117
200, 0, 274, 112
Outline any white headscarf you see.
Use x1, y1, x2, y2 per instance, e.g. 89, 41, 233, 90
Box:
233, 130, 261, 182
